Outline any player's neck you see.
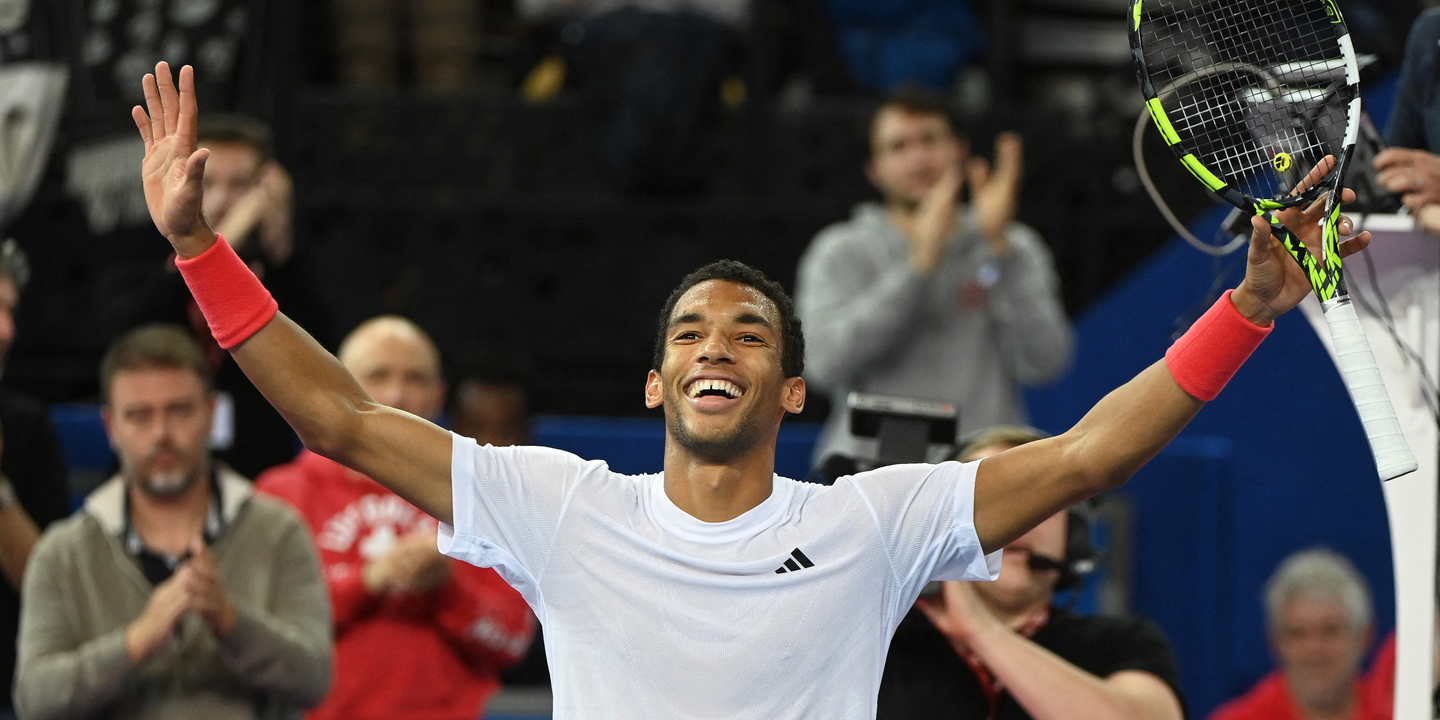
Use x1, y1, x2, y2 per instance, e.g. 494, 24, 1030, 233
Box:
662, 439, 779, 523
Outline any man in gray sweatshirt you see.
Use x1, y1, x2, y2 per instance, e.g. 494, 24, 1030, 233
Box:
14, 324, 332, 720
796, 90, 1073, 464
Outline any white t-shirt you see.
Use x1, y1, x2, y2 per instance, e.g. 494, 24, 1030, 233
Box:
439, 433, 1001, 719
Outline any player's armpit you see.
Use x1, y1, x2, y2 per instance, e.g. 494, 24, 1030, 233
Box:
971, 361, 1201, 554
230, 314, 455, 525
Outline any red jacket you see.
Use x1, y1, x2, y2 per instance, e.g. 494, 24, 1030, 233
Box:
257, 451, 535, 720
1207, 671, 1392, 720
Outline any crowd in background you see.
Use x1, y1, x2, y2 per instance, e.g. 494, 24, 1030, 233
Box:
0, 0, 1434, 718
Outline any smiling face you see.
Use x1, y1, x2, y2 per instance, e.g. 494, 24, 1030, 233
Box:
646, 280, 805, 464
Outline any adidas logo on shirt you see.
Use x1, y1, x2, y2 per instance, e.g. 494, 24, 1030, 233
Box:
774, 548, 815, 574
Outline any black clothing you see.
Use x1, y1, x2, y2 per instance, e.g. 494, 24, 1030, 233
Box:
0, 388, 71, 709
877, 607, 1185, 720
1386, 8, 1440, 152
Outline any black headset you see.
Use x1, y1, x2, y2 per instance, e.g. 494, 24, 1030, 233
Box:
1054, 507, 1100, 592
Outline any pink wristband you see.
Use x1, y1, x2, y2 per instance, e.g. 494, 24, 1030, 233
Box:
1164, 290, 1272, 401
174, 235, 278, 350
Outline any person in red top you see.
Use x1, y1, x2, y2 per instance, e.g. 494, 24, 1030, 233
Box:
258, 315, 534, 720
1208, 549, 1389, 720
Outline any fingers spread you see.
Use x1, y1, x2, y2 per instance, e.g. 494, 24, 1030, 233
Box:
132, 106, 154, 149
1291, 155, 1335, 196
142, 73, 165, 144
1337, 231, 1372, 258
965, 156, 990, 190
184, 148, 210, 187
177, 65, 198, 147
1372, 147, 1418, 171
993, 132, 1023, 181
1248, 215, 1274, 260
156, 62, 180, 136
1376, 168, 1418, 194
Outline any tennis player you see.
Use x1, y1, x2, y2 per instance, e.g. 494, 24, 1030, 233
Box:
133, 62, 1371, 719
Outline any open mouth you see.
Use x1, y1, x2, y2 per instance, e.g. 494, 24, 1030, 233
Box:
684, 378, 745, 405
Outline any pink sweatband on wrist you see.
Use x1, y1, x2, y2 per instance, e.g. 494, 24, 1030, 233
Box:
1164, 289, 1272, 401
174, 235, 278, 350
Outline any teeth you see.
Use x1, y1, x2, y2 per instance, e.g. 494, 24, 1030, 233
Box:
687, 378, 743, 399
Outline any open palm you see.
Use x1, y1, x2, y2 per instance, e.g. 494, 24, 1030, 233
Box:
131, 62, 214, 257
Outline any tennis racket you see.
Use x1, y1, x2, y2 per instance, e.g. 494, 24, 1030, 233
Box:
1129, 0, 1417, 480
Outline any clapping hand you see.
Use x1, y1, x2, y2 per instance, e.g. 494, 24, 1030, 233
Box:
968, 132, 1024, 256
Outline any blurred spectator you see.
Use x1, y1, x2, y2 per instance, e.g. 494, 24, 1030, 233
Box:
183, 115, 326, 479
520, 0, 741, 192
258, 316, 534, 720
878, 426, 1184, 720
1207, 549, 1389, 720
823, 0, 983, 92
1375, 7, 1440, 234
14, 324, 331, 720
0, 240, 69, 720
796, 90, 1072, 465
453, 376, 532, 447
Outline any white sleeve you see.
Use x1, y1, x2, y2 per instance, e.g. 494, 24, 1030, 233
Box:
847, 461, 1003, 603
438, 433, 596, 613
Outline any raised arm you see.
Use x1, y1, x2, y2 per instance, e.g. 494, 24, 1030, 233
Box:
133, 63, 453, 524
971, 165, 1371, 553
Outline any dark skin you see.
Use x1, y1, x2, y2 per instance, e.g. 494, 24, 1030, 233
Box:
135, 62, 1371, 551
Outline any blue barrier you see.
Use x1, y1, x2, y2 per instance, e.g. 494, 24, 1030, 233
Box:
49, 407, 824, 483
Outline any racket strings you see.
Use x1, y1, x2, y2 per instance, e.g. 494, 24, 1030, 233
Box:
1138, 0, 1352, 200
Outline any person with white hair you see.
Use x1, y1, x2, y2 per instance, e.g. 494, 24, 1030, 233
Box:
1208, 548, 1389, 720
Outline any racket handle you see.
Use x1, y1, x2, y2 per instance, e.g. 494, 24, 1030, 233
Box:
1321, 297, 1418, 481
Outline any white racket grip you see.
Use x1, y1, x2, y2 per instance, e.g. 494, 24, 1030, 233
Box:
1321, 297, 1419, 480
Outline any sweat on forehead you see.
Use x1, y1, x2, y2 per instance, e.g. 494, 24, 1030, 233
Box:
668, 281, 780, 326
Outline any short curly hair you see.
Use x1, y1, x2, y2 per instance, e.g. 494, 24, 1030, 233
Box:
652, 260, 805, 379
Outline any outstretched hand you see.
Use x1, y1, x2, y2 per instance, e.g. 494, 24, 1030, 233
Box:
132, 62, 216, 259
1231, 156, 1371, 326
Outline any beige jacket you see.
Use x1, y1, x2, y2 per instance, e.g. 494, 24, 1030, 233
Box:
14, 467, 333, 720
